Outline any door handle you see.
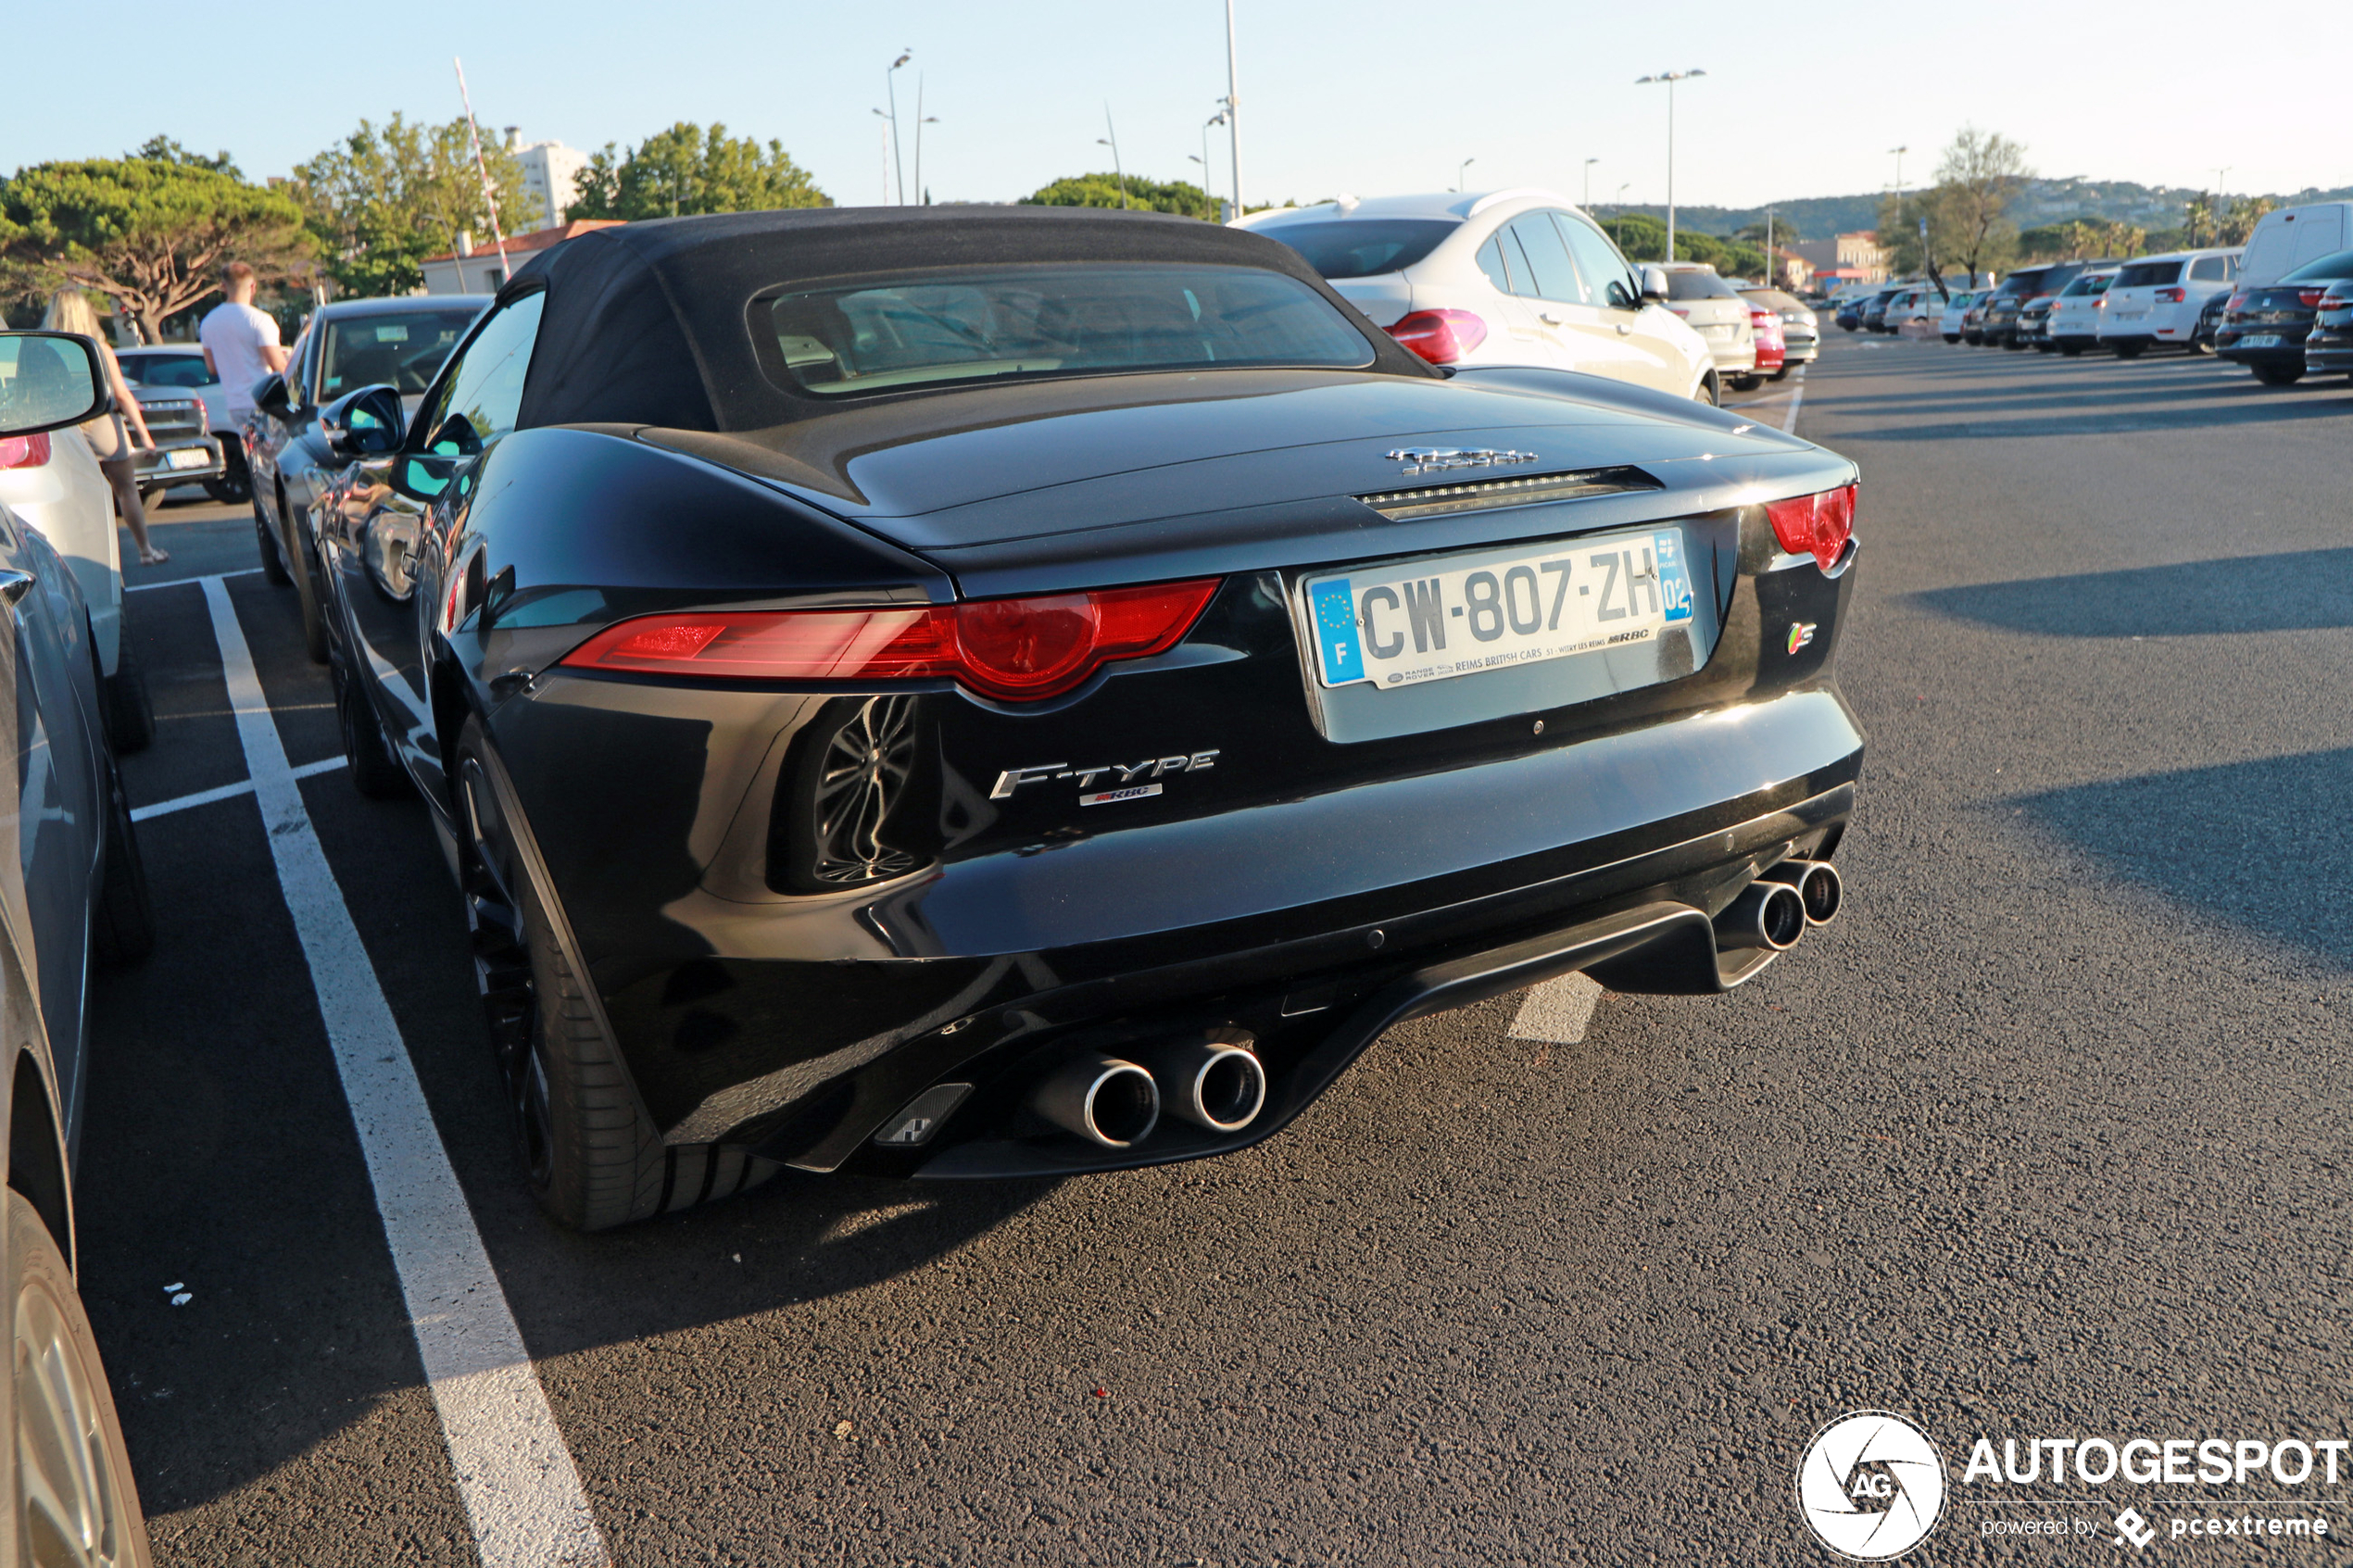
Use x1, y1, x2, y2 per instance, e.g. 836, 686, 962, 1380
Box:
0, 570, 32, 609
1617, 322, 1634, 334
1539, 312, 1562, 326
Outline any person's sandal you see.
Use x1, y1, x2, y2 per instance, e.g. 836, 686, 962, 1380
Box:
138, 546, 170, 565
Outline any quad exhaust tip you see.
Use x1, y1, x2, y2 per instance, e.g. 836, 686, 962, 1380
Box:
1031, 1054, 1161, 1148
1151, 1034, 1266, 1134
1718, 879, 1807, 952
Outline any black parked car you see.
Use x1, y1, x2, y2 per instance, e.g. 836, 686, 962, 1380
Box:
1980, 262, 2090, 348
2017, 295, 2057, 350
1834, 296, 1867, 332
0, 331, 158, 1560
308, 208, 1864, 1231
246, 295, 489, 659
2192, 291, 2228, 356
1861, 287, 1903, 332
2299, 277, 2353, 375
2215, 246, 2353, 385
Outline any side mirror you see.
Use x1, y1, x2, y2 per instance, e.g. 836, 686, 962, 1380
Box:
320, 383, 403, 459
389, 452, 455, 503
0, 332, 108, 437
255, 373, 292, 418
1639, 265, 1670, 302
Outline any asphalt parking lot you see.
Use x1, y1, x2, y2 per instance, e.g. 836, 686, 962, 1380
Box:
89, 337, 2353, 1566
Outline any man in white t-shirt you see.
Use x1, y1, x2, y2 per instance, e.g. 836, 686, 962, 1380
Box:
198, 260, 289, 419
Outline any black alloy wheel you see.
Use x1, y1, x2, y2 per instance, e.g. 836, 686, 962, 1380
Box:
453, 717, 776, 1230
808, 695, 921, 885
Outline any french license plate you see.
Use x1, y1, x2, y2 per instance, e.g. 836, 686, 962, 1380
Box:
2238, 333, 2283, 348
163, 447, 209, 470
1702, 322, 1734, 339
2112, 309, 2147, 320
1302, 529, 1694, 691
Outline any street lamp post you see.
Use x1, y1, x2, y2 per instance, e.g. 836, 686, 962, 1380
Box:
886, 50, 912, 205
870, 107, 893, 205
1887, 144, 1908, 223
1584, 157, 1599, 209
1635, 69, 1705, 262
1199, 111, 1227, 219
1458, 157, 1475, 193
1225, 0, 1243, 217
914, 113, 939, 206
1098, 105, 1128, 209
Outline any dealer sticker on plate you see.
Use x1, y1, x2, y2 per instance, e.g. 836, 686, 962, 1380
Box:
1303, 527, 1693, 690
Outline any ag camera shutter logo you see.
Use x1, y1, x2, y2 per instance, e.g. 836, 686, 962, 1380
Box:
1796, 1410, 1947, 1560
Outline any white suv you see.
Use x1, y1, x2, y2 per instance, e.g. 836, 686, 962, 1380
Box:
2097, 249, 2240, 357
1241, 192, 1718, 401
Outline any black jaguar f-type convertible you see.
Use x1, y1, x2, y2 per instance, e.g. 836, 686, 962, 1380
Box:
306, 207, 1863, 1229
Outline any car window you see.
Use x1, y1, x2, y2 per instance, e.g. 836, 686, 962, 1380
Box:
2059, 274, 2109, 296
1503, 216, 1586, 303
2189, 255, 2229, 282
1475, 236, 1514, 294
1557, 216, 1641, 310
2280, 247, 2353, 282
2114, 261, 2182, 288
419, 291, 546, 453
762, 265, 1371, 397
321, 309, 482, 399
1266, 219, 1459, 280
1665, 270, 1737, 302
123, 354, 216, 388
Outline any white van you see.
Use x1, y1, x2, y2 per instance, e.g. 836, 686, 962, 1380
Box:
2237, 203, 2353, 289
2097, 248, 2241, 356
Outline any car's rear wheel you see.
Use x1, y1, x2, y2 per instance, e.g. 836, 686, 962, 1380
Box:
1693, 373, 1720, 407
2112, 341, 2145, 359
454, 717, 778, 1230
93, 759, 153, 968
253, 495, 291, 586
336, 676, 409, 800
9, 1187, 152, 1568
2252, 362, 2305, 386
2058, 344, 2083, 356
1729, 374, 1762, 392
101, 641, 152, 757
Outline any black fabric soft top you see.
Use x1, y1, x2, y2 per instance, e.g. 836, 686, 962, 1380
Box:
503, 206, 1435, 433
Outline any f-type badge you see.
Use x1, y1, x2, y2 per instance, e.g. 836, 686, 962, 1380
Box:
1384, 446, 1540, 475
991, 751, 1220, 805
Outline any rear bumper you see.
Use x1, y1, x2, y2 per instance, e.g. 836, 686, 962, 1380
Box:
2303, 329, 2353, 371
130, 438, 224, 487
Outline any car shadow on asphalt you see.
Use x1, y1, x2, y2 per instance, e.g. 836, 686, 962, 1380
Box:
1815, 377, 2303, 417
2008, 746, 2353, 966
1909, 548, 2353, 638
1828, 394, 2353, 443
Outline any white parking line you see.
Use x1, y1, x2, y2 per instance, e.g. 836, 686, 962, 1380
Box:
130, 757, 346, 822
198, 578, 609, 1568
1781, 364, 1808, 434
1509, 973, 1603, 1045
126, 566, 260, 593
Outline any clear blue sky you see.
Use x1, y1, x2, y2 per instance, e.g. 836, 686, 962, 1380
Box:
7, 0, 2334, 217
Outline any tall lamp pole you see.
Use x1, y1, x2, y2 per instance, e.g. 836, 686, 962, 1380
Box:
1584, 157, 1599, 209
1197, 111, 1227, 219
886, 50, 912, 205
1458, 157, 1476, 193
1224, 0, 1243, 217
914, 109, 939, 206
1098, 105, 1128, 210
1635, 69, 1705, 263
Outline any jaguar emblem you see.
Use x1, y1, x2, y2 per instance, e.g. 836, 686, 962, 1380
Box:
1384, 447, 1540, 475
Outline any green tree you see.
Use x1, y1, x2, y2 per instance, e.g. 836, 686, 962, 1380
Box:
567, 123, 829, 220
1598, 214, 1763, 277
1023, 173, 1215, 221
1925, 127, 2030, 285
1602, 212, 1667, 260
0, 155, 310, 342
292, 114, 527, 298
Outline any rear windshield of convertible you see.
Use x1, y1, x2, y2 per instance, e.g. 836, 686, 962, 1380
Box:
761, 264, 1374, 396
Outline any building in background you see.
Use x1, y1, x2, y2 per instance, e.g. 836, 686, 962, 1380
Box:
421, 220, 622, 294
506, 132, 591, 232
1788, 231, 1888, 287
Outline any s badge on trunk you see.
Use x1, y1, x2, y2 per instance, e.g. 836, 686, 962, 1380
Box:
991, 751, 1220, 805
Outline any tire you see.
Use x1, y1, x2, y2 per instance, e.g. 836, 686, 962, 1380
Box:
103, 644, 154, 756
337, 676, 409, 800
1769, 365, 1791, 381
254, 494, 291, 585
1693, 373, 1720, 407
2252, 362, 2305, 386
93, 759, 153, 967
2112, 341, 2145, 359
201, 459, 250, 506
454, 718, 777, 1230
1729, 374, 1762, 393
288, 497, 329, 665
2058, 344, 2083, 357
7, 1187, 154, 1568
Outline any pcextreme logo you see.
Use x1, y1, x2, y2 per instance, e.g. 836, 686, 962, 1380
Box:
1797, 1411, 1946, 1560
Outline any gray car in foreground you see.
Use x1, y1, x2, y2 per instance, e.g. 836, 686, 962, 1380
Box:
0, 328, 158, 1563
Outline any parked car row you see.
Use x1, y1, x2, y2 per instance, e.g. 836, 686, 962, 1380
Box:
1858, 201, 2353, 389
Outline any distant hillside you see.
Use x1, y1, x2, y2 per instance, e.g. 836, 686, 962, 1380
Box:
1604, 177, 2353, 241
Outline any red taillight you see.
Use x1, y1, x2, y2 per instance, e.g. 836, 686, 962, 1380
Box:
2297, 288, 2327, 309
0, 433, 52, 470
2320, 293, 2352, 312
1384, 308, 1487, 365
1766, 484, 1856, 572
2154, 287, 2186, 304
559, 579, 1222, 702
2225, 293, 2248, 313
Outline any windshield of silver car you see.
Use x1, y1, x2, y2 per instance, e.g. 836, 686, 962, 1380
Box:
763, 265, 1374, 396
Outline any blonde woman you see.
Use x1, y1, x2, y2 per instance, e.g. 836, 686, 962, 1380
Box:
42, 290, 169, 565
